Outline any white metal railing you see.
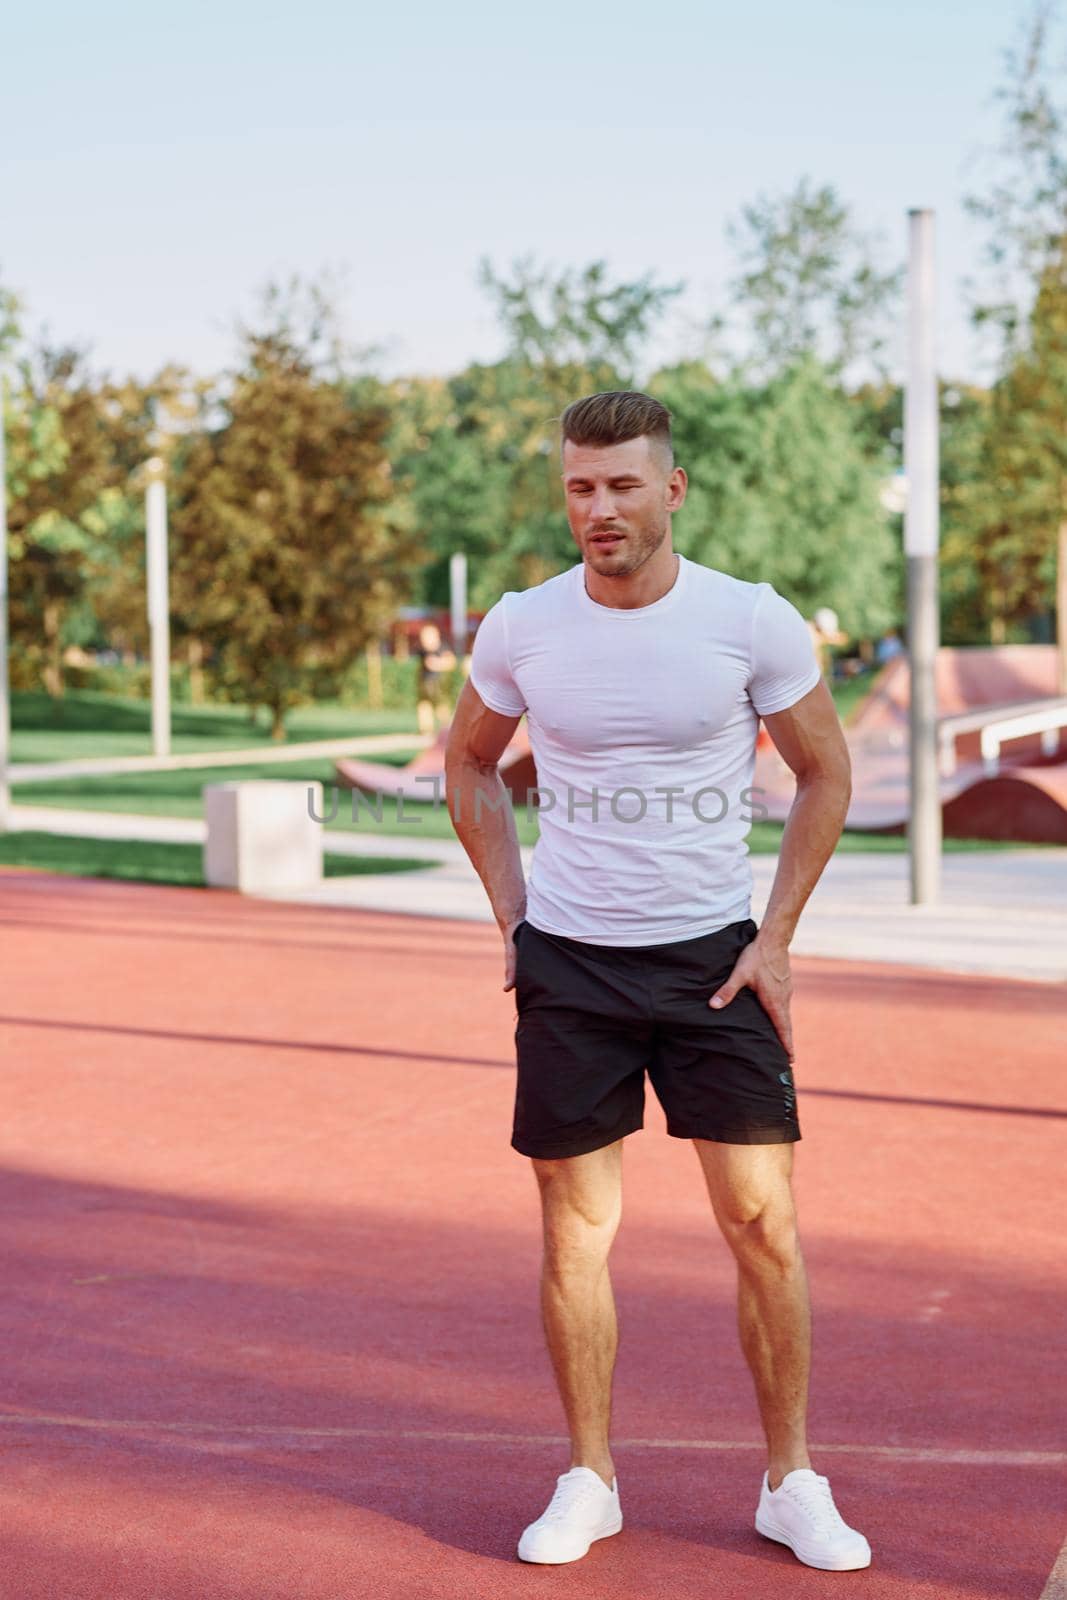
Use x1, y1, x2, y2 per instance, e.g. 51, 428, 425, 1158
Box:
937, 697, 1067, 777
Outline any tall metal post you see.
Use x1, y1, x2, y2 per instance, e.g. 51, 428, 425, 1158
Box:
145, 458, 171, 759
904, 208, 941, 905
0, 372, 10, 832
450, 551, 468, 656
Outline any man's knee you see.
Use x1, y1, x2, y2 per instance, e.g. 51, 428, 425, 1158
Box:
721, 1201, 801, 1272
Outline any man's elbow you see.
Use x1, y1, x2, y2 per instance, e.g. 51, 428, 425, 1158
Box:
444, 741, 499, 792
797, 751, 852, 810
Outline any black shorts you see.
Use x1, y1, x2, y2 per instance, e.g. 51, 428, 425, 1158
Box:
511, 917, 799, 1159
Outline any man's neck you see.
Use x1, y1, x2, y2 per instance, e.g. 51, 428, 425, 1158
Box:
583, 546, 680, 611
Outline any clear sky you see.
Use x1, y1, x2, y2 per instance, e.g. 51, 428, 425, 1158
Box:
0, 0, 1026, 385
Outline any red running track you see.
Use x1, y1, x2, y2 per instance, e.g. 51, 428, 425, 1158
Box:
0, 867, 1065, 1600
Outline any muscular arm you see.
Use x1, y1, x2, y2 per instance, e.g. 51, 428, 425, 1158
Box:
710, 679, 852, 1057
756, 679, 852, 950
444, 680, 528, 989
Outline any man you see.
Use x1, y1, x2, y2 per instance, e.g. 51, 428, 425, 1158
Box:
444, 391, 868, 1573
414, 621, 456, 735
807, 605, 849, 682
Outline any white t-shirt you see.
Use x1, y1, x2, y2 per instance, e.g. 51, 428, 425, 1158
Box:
468, 553, 821, 946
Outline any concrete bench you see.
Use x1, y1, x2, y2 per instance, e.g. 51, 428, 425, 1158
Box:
204, 780, 324, 893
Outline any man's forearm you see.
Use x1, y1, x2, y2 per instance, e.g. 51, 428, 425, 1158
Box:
756, 773, 850, 951
445, 754, 527, 931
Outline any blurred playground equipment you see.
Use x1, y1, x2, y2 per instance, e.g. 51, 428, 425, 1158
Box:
335, 724, 536, 807
335, 645, 1067, 843
756, 644, 1067, 842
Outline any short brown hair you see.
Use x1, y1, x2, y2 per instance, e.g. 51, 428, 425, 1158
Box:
559, 390, 673, 466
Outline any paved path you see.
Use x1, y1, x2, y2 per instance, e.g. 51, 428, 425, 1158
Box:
259, 841, 1067, 986
10, 802, 1067, 985
0, 872, 1063, 1599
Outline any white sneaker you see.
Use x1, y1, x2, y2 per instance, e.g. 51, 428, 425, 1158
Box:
517, 1466, 622, 1564
755, 1468, 872, 1570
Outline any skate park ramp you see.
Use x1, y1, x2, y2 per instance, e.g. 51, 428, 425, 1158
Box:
334, 724, 537, 805
756, 646, 1067, 842
333, 648, 1067, 843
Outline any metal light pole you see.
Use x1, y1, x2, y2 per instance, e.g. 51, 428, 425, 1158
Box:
449, 551, 468, 656
0, 371, 10, 832
145, 457, 171, 759
904, 208, 942, 905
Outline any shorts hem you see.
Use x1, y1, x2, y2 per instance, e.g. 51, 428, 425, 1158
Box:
511, 1121, 644, 1159
667, 1123, 802, 1146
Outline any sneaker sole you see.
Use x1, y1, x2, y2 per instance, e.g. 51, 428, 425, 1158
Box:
517, 1512, 623, 1564
755, 1510, 871, 1571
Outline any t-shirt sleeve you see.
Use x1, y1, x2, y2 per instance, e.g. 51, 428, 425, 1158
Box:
747, 584, 823, 716
468, 596, 527, 716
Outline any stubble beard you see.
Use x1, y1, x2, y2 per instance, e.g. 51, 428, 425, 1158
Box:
584, 516, 669, 579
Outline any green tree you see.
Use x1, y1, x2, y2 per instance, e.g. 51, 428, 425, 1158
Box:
394, 259, 683, 605
652, 357, 899, 636
965, 2, 1067, 663
725, 178, 902, 382
81, 368, 202, 665
966, 2, 1067, 354
477, 256, 682, 384
958, 247, 1067, 651
1, 262, 176, 695
5, 343, 147, 695
170, 287, 418, 737
937, 384, 997, 645
849, 379, 1000, 646
376, 372, 511, 611
0, 273, 19, 358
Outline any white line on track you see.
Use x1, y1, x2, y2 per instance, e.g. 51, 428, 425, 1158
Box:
0, 1412, 1062, 1467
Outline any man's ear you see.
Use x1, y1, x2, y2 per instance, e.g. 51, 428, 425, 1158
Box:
667, 466, 688, 511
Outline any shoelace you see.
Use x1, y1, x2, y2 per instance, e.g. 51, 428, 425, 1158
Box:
777, 1474, 844, 1533
542, 1476, 601, 1523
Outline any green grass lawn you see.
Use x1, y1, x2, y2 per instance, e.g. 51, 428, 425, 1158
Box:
11, 687, 417, 765
831, 671, 879, 725
13, 673, 868, 765
0, 831, 437, 889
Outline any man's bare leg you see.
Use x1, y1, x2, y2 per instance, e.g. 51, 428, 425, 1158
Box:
530, 1138, 625, 1490
693, 1139, 813, 1491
